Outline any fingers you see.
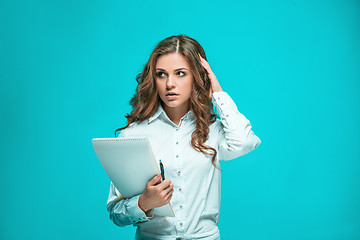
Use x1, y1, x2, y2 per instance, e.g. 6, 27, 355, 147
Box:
162, 182, 174, 201
198, 54, 211, 76
198, 53, 204, 64
198, 53, 205, 62
147, 174, 162, 186
198, 53, 208, 66
164, 187, 174, 202
164, 182, 174, 192
158, 178, 172, 190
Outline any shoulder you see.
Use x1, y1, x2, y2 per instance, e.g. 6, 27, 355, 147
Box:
117, 120, 148, 138
117, 122, 136, 138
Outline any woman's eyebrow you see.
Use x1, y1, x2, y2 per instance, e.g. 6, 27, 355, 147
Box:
156, 68, 188, 71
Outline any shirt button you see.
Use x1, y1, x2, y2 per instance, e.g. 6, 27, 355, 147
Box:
217, 97, 220, 100
177, 170, 181, 175
180, 222, 183, 226
176, 154, 179, 158
176, 128, 179, 131
179, 188, 182, 191
226, 114, 229, 117
180, 205, 183, 209
221, 103, 224, 106
176, 141, 179, 145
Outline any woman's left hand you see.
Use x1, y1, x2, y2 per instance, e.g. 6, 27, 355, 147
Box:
198, 53, 223, 98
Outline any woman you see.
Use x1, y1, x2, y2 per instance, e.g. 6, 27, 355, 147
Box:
106, 34, 261, 240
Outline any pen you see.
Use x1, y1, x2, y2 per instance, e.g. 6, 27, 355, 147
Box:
159, 160, 165, 181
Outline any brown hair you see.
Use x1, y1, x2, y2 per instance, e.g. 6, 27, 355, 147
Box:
114, 34, 219, 169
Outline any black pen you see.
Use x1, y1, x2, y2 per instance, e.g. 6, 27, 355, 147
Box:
159, 160, 165, 181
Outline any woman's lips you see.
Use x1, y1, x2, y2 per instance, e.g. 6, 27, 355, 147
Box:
166, 94, 179, 100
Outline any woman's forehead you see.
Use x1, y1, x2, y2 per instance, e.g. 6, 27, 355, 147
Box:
156, 53, 190, 70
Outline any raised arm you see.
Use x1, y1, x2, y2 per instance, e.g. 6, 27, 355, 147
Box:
212, 91, 261, 161
198, 54, 261, 161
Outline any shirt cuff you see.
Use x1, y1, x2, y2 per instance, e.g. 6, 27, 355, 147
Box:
212, 92, 240, 127
212, 92, 238, 117
126, 195, 153, 223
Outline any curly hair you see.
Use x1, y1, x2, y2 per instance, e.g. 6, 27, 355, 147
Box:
114, 34, 219, 169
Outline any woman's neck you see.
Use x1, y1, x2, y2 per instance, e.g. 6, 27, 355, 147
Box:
162, 102, 190, 126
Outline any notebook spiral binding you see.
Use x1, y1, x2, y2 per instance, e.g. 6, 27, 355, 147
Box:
92, 137, 147, 142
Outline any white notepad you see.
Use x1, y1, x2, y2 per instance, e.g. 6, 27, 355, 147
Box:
92, 137, 175, 217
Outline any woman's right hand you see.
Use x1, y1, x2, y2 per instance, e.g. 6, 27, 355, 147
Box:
138, 174, 174, 213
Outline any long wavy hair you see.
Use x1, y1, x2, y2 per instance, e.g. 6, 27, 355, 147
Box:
115, 34, 219, 169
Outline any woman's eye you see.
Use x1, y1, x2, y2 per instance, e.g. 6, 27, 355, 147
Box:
157, 72, 165, 77
177, 71, 186, 76
156, 71, 185, 77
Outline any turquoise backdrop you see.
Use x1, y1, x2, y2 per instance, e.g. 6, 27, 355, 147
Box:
1, 0, 359, 239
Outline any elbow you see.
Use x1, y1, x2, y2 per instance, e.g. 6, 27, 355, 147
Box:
221, 135, 261, 160
253, 135, 261, 149
108, 210, 132, 227
242, 134, 261, 153
107, 202, 132, 227
235, 134, 261, 152
109, 212, 128, 227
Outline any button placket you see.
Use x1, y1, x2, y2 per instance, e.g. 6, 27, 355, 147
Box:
174, 125, 181, 161
174, 124, 185, 232
175, 130, 183, 193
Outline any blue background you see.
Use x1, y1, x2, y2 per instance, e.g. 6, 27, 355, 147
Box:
1, 0, 359, 239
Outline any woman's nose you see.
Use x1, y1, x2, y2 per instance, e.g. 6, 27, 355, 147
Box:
166, 75, 175, 89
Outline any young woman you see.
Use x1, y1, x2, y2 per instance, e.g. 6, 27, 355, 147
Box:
106, 34, 261, 240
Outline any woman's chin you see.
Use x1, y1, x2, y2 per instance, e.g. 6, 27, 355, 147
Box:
162, 100, 186, 109
164, 102, 179, 108
160, 98, 190, 111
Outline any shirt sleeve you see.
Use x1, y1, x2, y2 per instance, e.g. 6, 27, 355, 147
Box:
212, 91, 261, 161
106, 181, 154, 227
106, 127, 154, 227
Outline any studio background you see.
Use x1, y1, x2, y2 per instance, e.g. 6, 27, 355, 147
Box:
1, 0, 359, 239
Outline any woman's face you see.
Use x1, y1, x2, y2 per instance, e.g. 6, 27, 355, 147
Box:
155, 52, 193, 111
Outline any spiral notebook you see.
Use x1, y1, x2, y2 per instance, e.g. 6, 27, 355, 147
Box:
92, 137, 175, 217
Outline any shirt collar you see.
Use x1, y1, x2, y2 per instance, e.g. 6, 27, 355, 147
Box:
148, 104, 196, 124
